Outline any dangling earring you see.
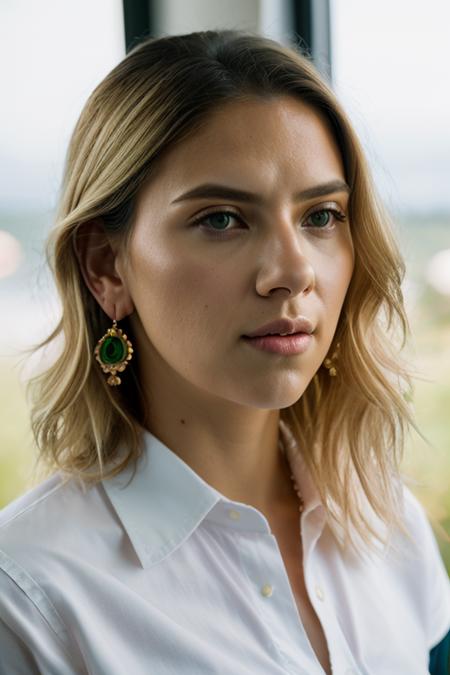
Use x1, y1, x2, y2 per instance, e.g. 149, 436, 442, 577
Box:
323, 341, 340, 377
94, 316, 134, 386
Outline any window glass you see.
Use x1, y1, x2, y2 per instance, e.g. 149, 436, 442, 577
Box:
331, 0, 450, 570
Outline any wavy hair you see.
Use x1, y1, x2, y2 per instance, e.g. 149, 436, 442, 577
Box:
23, 29, 422, 560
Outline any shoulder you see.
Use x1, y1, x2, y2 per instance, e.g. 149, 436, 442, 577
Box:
0, 473, 96, 671
400, 483, 448, 569
399, 483, 450, 651
0, 472, 68, 565
0, 471, 111, 586
0, 472, 87, 555
0, 472, 65, 529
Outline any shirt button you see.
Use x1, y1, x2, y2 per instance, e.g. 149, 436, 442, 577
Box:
228, 509, 241, 520
315, 584, 325, 601
261, 584, 273, 597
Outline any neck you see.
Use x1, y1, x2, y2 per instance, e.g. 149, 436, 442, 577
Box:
144, 410, 298, 514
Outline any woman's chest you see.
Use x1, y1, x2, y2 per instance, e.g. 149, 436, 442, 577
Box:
269, 514, 332, 675
284, 553, 332, 675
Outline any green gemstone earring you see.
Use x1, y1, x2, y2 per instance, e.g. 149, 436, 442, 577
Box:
94, 318, 134, 386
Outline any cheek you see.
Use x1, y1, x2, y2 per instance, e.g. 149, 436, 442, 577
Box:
130, 242, 230, 348
316, 244, 354, 315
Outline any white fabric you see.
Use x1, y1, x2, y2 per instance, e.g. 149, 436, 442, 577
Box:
0, 426, 449, 675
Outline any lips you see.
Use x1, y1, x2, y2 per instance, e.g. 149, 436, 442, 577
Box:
242, 332, 313, 355
243, 316, 314, 339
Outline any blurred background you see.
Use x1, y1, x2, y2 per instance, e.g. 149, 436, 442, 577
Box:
1, 0, 449, 572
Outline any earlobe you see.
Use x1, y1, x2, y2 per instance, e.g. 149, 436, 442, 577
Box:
74, 219, 134, 321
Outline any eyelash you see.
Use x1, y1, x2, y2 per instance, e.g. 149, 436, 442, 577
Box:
191, 206, 347, 238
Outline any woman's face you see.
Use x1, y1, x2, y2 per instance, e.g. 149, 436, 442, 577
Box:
116, 95, 354, 412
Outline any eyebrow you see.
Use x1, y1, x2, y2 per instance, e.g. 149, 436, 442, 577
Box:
171, 179, 351, 205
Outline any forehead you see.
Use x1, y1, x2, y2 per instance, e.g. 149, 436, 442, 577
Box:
141, 95, 345, 199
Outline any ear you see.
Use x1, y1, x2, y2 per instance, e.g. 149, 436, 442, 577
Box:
74, 219, 134, 320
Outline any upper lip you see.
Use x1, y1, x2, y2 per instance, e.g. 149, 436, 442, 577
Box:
243, 316, 314, 338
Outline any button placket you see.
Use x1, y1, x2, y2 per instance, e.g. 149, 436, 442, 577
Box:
236, 528, 326, 675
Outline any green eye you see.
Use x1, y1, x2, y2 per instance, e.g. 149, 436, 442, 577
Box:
192, 209, 243, 236
305, 208, 346, 229
309, 211, 331, 227
207, 212, 233, 231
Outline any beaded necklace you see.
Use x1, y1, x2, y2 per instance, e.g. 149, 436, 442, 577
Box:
289, 470, 305, 514
279, 433, 305, 514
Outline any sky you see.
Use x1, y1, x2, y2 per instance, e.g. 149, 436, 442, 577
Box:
0, 0, 125, 211
0, 0, 449, 214
331, 0, 450, 215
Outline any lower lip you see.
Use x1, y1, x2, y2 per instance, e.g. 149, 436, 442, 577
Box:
242, 333, 313, 355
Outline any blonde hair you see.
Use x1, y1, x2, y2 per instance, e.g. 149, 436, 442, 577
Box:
23, 29, 422, 560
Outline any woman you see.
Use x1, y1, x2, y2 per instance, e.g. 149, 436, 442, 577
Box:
0, 29, 449, 674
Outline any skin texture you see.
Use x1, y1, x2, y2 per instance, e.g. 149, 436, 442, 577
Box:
77, 95, 354, 516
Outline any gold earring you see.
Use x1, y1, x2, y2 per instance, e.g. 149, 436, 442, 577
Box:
94, 318, 134, 386
323, 341, 340, 377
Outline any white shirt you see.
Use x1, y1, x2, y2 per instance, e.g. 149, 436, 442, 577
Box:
0, 427, 449, 675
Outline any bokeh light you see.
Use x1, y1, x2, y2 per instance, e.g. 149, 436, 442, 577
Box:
0, 230, 23, 279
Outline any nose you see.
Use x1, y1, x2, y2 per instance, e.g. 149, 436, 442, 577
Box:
254, 224, 316, 298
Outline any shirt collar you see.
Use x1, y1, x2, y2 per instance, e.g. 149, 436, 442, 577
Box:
102, 426, 324, 569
